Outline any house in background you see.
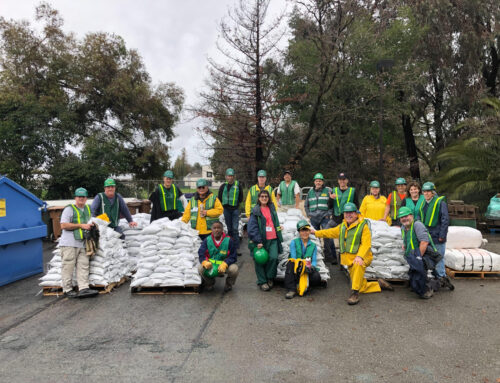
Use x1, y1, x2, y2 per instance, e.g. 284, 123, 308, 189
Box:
182, 165, 223, 189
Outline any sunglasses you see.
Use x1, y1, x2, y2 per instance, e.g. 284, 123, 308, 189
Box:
259, 195, 269, 198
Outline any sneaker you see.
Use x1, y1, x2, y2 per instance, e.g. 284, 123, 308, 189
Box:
347, 291, 360, 305
267, 280, 274, 288
440, 276, 455, 291
223, 283, 232, 292
64, 290, 78, 298
260, 283, 270, 291
77, 288, 99, 298
420, 289, 434, 299
378, 279, 394, 291
285, 291, 295, 299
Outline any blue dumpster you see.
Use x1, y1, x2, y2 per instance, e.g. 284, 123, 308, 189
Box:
0, 176, 47, 286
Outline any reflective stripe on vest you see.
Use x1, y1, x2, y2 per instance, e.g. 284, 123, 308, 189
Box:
190, 194, 216, 230
222, 181, 239, 207
70, 204, 91, 240
390, 191, 404, 220
206, 236, 230, 263
421, 196, 445, 228
279, 180, 297, 205
250, 185, 272, 210
159, 184, 177, 211
307, 188, 329, 211
333, 187, 354, 216
339, 220, 366, 254
402, 221, 438, 256
292, 237, 316, 259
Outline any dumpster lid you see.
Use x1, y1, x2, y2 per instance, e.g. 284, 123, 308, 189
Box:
0, 176, 45, 207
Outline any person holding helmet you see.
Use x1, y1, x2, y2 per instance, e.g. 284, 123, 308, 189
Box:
59, 188, 98, 298
149, 170, 186, 223
247, 189, 283, 291
383, 177, 408, 226
398, 207, 447, 299
359, 180, 389, 222
277, 170, 301, 209
419, 182, 453, 288
91, 178, 137, 238
311, 202, 393, 305
284, 220, 322, 299
182, 178, 223, 240
245, 170, 278, 217
304, 173, 336, 263
330, 172, 358, 225
198, 221, 239, 292
218, 168, 244, 255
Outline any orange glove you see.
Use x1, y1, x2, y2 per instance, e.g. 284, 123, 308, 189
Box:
218, 261, 228, 274
202, 260, 212, 270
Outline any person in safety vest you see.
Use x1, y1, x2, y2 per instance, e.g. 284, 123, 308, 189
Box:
59, 188, 98, 298
398, 207, 447, 299
383, 177, 407, 226
304, 173, 337, 264
284, 220, 322, 299
311, 202, 393, 305
330, 172, 359, 225
405, 181, 425, 219
245, 169, 278, 217
182, 178, 223, 240
359, 181, 390, 223
247, 189, 283, 291
276, 170, 301, 209
218, 168, 244, 255
419, 182, 453, 289
149, 170, 186, 223
198, 221, 239, 292
91, 178, 137, 238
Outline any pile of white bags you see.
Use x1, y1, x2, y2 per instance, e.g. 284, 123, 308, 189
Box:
39, 218, 133, 287
445, 248, 500, 272
275, 208, 330, 282
364, 219, 409, 280
119, 213, 152, 271
130, 218, 202, 288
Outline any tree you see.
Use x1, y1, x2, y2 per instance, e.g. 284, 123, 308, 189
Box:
172, 148, 191, 178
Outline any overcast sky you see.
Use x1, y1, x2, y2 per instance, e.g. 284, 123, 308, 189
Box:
2, 0, 287, 166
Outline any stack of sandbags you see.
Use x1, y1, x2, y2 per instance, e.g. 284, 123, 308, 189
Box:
119, 213, 151, 271
39, 218, 132, 288
275, 208, 330, 282
130, 218, 202, 288
364, 219, 409, 280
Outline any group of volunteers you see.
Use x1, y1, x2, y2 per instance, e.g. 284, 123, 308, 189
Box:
59, 168, 453, 304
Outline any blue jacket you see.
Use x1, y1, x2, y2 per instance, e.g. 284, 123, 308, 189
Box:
421, 199, 449, 243
198, 233, 237, 266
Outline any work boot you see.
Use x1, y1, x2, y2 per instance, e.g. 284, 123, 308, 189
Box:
260, 283, 270, 291
440, 276, 455, 291
420, 289, 434, 299
267, 280, 274, 289
223, 282, 233, 293
77, 288, 99, 298
378, 279, 394, 291
64, 290, 78, 299
237, 252, 242, 257
347, 290, 360, 305
285, 290, 296, 299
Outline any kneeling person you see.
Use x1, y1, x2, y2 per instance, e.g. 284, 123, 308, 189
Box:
198, 222, 239, 292
285, 220, 322, 299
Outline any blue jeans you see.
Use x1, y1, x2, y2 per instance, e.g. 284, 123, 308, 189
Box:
224, 209, 240, 250
311, 217, 336, 259
434, 242, 446, 278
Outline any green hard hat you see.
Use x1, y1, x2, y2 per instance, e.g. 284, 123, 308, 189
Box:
257, 170, 267, 177
397, 206, 413, 219
74, 187, 88, 197
313, 173, 324, 181
342, 202, 357, 213
196, 178, 208, 187
395, 177, 407, 185
253, 247, 269, 265
163, 170, 174, 178
226, 168, 235, 176
203, 263, 220, 279
422, 182, 435, 191
296, 219, 311, 231
370, 180, 380, 188
104, 178, 116, 187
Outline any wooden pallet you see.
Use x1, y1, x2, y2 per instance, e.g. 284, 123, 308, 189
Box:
130, 284, 200, 295
446, 267, 500, 280
42, 276, 129, 296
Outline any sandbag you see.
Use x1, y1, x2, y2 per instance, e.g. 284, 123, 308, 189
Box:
445, 248, 500, 271
446, 226, 483, 249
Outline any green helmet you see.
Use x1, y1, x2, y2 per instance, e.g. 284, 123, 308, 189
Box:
257, 170, 267, 177
397, 206, 413, 219
226, 168, 235, 176
422, 182, 435, 191
163, 170, 174, 178
104, 178, 116, 187
253, 247, 269, 265
395, 177, 407, 185
196, 178, 208, 187
370, 180, 380, 188
203, 263, 220, 279
313, 173, 324, 181
74, 187, 88, 197
342, 202, 357, 213
296, 219, 311, 231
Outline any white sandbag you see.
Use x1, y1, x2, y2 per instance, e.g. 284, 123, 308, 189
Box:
445, 248, 500, 271
446, 226, 483, 249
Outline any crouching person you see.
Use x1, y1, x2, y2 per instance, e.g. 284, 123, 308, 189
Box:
59, 188, 99, 298
311, 202, 393, 305
198, 221, 238, 292
285, 220, 322, 299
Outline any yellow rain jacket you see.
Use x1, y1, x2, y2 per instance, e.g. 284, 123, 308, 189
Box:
245, 184, 278, 217
359, 195, 390, 223
182, 194, 223, 235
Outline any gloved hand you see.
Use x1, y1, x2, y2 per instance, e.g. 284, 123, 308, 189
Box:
218, 261, 228, 274
202, 260, 213, 270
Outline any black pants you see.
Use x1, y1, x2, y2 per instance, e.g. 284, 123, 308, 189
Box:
284, 260, 321, 291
